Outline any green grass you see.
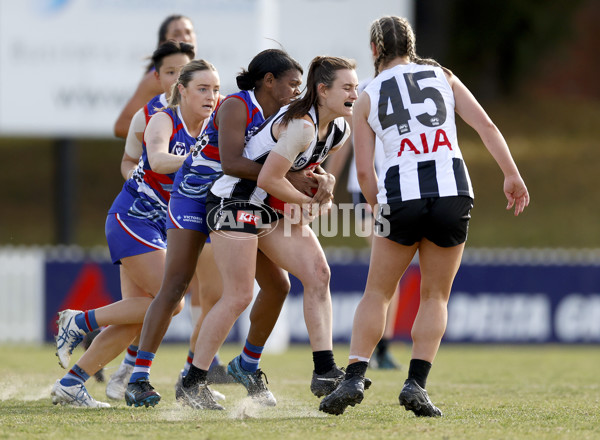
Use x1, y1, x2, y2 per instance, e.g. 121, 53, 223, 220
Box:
1, 343, 598, 439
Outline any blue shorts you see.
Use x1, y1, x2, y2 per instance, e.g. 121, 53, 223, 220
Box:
166, 191, 210, 236
105, 212, 167, 264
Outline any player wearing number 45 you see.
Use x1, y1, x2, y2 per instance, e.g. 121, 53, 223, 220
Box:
320, 15, 529, 417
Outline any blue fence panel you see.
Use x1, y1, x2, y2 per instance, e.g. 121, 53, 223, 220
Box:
43, 259, 600, 344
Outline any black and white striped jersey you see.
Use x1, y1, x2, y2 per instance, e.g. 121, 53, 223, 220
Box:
210, 104, 348, 205
363, 63, 474, 204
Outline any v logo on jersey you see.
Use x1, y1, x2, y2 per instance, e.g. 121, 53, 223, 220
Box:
174, 142, 186, 155
294, 156, 308, 168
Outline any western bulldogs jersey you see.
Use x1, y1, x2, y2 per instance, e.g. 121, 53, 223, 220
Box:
210, 104, 349, 205
363, 63, 474, 204
111, 106, 195, 218
172, 90, 264, 199
143, 93, 168, 123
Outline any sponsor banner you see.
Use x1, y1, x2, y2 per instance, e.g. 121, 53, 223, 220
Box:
43, 261, 600, 343
447, 265, 600, 343
285, 264, 421, 343
44, 260, 196, 343
45, 261, 121, 342
0, 0, 409, 137
286, 264, 600, 344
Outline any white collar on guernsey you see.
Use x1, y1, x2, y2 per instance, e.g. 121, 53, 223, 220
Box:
176, 105, 193, 137
200, 116, 210, 135
248, 90, 264, 117
159, 93, 168, 108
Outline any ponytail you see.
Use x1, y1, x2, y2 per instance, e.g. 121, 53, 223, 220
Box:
282, 56, 356, 125
236, 49, 303, 91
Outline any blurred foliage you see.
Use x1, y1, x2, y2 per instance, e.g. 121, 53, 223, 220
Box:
322, 95, 600, 249
418, 0, 585, 98
1, 1, 598, 249
4, 93, 599, 248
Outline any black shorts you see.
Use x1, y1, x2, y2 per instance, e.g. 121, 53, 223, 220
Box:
205, 192, 282, 235
375, 196, 473, 248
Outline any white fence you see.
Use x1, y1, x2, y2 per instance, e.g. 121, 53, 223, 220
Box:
0, 247, 45, 342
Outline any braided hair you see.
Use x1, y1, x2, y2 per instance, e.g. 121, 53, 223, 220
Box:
369, 16, 451, 75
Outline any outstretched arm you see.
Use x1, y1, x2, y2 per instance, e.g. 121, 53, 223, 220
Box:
449, 73, 529, 216
353, 93, 378, 210
120, 108, 146, 180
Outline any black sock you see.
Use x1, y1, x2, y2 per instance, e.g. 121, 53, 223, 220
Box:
313, 350, 335, 375
376, 338, 390, 356
183, 364, 207, 388
345, 361, 368, 379
408, 359, 432, 389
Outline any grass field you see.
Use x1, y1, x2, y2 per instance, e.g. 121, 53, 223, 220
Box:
0, 343, 598, 440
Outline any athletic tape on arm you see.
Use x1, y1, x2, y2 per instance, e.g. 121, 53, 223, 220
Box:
271, 118, 314, 163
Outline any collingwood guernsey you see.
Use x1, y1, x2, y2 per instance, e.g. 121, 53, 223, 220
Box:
210, 104, 349, 205
363, 63, 474, 204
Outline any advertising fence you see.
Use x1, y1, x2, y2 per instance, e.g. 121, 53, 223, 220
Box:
3, 247, 598, 345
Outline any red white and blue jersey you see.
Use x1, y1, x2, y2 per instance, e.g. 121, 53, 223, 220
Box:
363, 63, 473, 204
109, 106, 195, 219
172, 90, 265, 200
143, 93, 168, 123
